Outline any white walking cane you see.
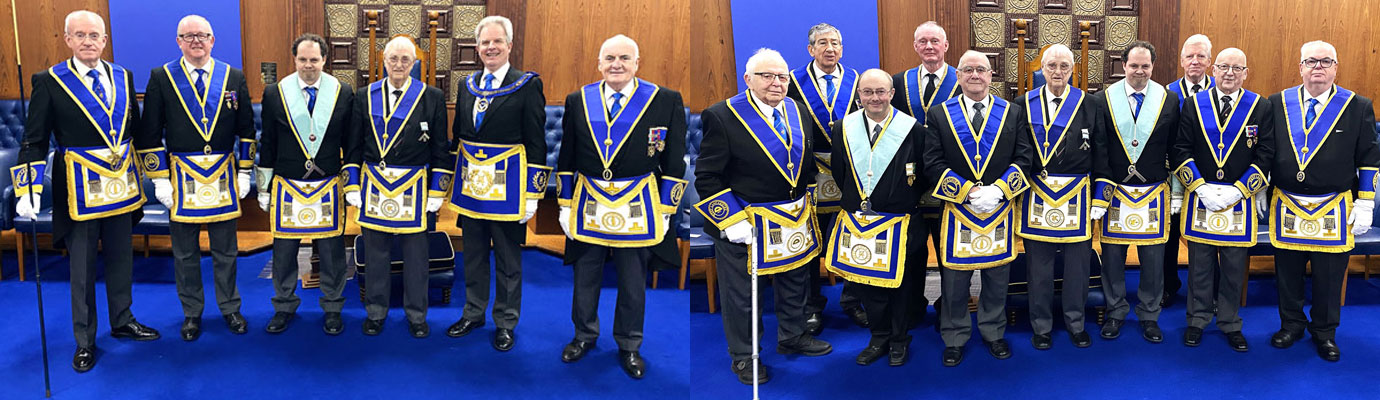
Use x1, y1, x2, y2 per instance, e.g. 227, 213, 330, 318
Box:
748, 225, 760, 400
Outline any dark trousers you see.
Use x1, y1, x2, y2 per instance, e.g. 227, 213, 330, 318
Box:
1274, 249, 1348, 341
1186, 242, 1247, 332
1100, 243, 1164, 321
806, 213, 862, 314
1024, 239, 1091, 335
169, 219, 241, 317
855, 221, 926, 345
939, 265, 1009, 347
270, 236, 347, 313
361, 228, 429, 324
713, 236, 809, 361
915, 217, 941, 322
65, 212, 135, 348
1164, 218, 1183, 294
459, 215, 524, 329
572, 245, 647, 351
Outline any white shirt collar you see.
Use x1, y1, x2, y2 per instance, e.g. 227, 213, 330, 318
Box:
750, 90, 787, 119
1304, 85, 1334, 105
922, 62, 948, 81
182, 57, 214, 75
482, 63, 511, 86
865, 108, 891, 127
1215, 87, 1240, 105
1184, 74, 1208, 88
602, 80, 637, 105
812, 61, 842, 83
72, 58, 104, 78
962, 94, 991, 114
1044, 85, 1069, 102
386, 79, 409, 94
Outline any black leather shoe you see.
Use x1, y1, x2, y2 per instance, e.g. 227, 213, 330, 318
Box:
409, 322, 430, 338
1071, 332, 1092, 348
732, 359, 769, 385
1226, 331, 1249, 352
1101, 318, 1123, 339
1140, 321, 1163, 343
224, 312, 248, 334
181, 317, 202, 341
985, 339, 1012, 360
265, 312, 293, 334
110, 321, 161, 341
855, 343, 887, 365
1160, 290, 1175, 308
493, 328, 515, 352
362, 319, 384, 336
941, 347, 963, 367
804, 313, 823, 336
1184, 327, 1203, 347
323, 312, 343, 336
888, 343, 908, 367
619, 350, 646, 379
562, 340, 595, 363
72, 347, 96, 372
447, 318, 484, 338
1031, 334, 1053, 350
1271, 329, 1302, 349
844, 307, 870, 328
777, 335, 832, 356
1313, 338, 1341, 362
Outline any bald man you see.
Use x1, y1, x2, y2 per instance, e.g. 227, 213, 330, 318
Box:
822, 69, 926, 367
138, 14, 255, 342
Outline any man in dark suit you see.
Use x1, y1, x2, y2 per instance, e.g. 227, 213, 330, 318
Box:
785, 23, 865, 333
923, 50, 1032, 367
696, 48, 830, 385
1163, 34, 1216, 307
137, 14, 255, 342
345, 36, 450, 338
1011, 44, 1109, 351
445, 15, 549, 352
12, 9, 161, 373
1266, 40, 1380, 362
255, 33, 357, 335
554, 34, 685, 379
1174, 47, 1274, 352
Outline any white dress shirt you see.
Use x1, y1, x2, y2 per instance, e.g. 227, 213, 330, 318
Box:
472, 62, 511, 124
71, 58, 114, 102
1303, 85, 1335, 119
1214, 87, 1240, 116
751, 91, 789, 134
1044, 85, 1069, 121
812, 61, 843, 101
602, 80, 636, 116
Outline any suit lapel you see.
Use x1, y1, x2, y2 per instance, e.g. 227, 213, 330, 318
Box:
482, 69, 522, 121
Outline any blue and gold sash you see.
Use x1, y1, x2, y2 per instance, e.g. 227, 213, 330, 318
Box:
169, 152, 240, 223
940, 200, 1015, 270
1281, 85, 1354, 175
1104, 80, 1167, 163
825, 211, 910, 288
50, 60, 130, 154
581, 79, 659, 175
1269, 188, 1352, 252
748, 195, 820, 275
1017, 174, 1090, 242
1098, 182, 1169, 245
726, 91, 806, 187
448, 141, 541, 221
1195, 89, 1260, 177
358, 163, 427, 233
842, 109, 912, 198
905, 65, 959, 125
942, 96, 1010, 178
367, 78, 425, 160
568, 172, 667, 248
1182, 186, 1256, 246
279, 73, 341, 160
271, 175, 343, 239
165, 58, 230, 144
1025, 87, 1085, 167
64, 143, 144, 220
790, 63, 857, 140
1167, 76, 1215, 105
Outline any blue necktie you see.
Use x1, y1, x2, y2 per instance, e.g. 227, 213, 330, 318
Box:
772, 109, 788, 145
194, 69, 207, 98
609, 92, 624, 119
475, 74, 496, 129
822, 74, 836, 103
1131, 93, 1145, 119
86, 69, 107, 106
1305, 98, 1319, 127
305, 87, 318, 114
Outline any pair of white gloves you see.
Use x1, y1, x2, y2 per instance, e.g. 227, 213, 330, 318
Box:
146, 170, 253, 210
558, 205, 671, 240
967, 185, 1006, 214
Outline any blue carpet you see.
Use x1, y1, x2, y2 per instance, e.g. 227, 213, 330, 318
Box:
690, 269, 1380, 399
0, 248, 688, 399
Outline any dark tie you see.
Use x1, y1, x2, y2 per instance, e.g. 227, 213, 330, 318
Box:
609, 92, 624, 119
87, 69, 107, 106
1131, 93, 1145, 119
1191, 84, 1202, 94
475, 74, 496, 129
924, 73, 938, 102
194, 68, 207, 98
388, 89, 402, 115
1218, 96, 1232, 121
870, 123, 882, 146
305, 87, 318, 114
1305, 98, 1320, 127
971, 102, 985, 133
1050, 97, 1063, 122
822, 74, 836, 102
772, 109, 789, 145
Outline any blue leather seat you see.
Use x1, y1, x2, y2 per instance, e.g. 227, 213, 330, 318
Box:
1006, 247, 1109, 325
677, 108, 718, 310
351, 231, 456, 304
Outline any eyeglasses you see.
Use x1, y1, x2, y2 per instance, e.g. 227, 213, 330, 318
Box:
1044, 63, 1073, 72
751, 72, 791, 83
385, 56, 415, 66
958, 66, 990, 74
67, 32, 105, 42
1214, 64, 1248, 73
178, 33, 213, 43
1301, 58, 1337, 69
858, 89, 893, 97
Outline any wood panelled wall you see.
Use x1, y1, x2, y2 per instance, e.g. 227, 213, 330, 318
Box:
1180, 0, 1380, 114
0, 0, 112, 99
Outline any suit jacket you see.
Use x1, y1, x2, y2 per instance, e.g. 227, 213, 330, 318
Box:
138, 59, 255, 158
695, 93, 817, 239
557, 82, 687, 268
19, 60, 148, 243
1092, 84, 1181, 185
347, 80, 450, 171
827, 113, 924, 215
1011, 87, 1110, 180
259, 80, 357, 179
452, 68, 547, 167
1174, 88, 1274, 189
1267, 86, 1380, 195
922, 95, 1032, 195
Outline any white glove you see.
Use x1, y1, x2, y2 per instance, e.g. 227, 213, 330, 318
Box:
1255, 193, 1268, 220
426, 197, 443, 213
237, 170, 252, 199
153, 178, 174, 208
972, 186, 1005, 214
1194, 185, 1223, 212
1089, 206, 1106, 220
1351, 199, 1374, 235
1216, 186, 1244, 211
1171, 193, 1183, 215
724, 220, 754, 246
345, 191, 361, 208
257, 192, 270, 212
662, 212, 673, 234
16, 194, 38, 220
519, 199, 539, 224
558, 206, 574, 239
